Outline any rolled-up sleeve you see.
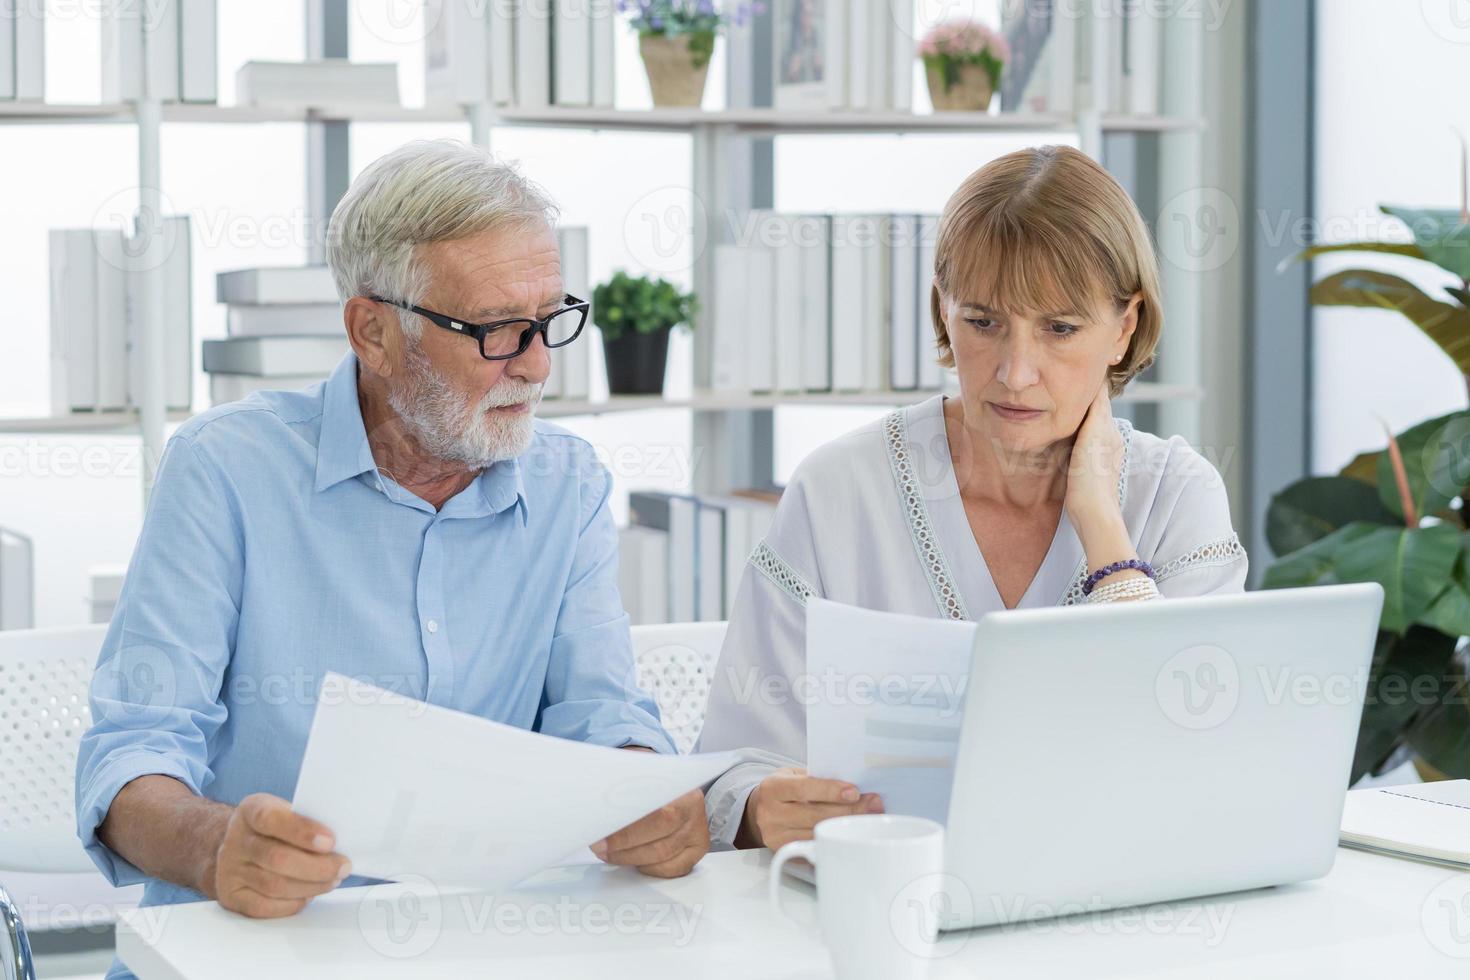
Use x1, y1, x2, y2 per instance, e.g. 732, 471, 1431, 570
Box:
75, 433, 243, 886
537, 453, 675, 755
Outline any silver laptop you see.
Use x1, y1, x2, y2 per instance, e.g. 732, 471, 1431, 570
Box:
937, 583, 1383, 929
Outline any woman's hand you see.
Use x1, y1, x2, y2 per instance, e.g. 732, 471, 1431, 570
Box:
737, 768, 883, 851
1064, 384, 1135, 569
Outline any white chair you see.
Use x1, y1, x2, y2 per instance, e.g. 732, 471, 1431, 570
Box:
0, 625, 129, 980
630, 622, 727, 754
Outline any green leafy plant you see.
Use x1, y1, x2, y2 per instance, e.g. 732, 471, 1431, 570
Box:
1266, 181, 1470, 782
917, 19, 1009, 93
592, 270, 698, 341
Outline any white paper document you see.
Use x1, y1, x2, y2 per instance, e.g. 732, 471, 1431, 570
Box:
805, 597, 978, 824
292, 673, 738, 890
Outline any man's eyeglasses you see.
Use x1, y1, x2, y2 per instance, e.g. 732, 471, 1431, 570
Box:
370, 293, 589, 361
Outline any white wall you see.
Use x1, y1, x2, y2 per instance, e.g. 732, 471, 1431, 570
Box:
1313, 0, 1470, 474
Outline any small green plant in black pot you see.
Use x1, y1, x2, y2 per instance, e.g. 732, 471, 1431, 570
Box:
593, 270, 698, 395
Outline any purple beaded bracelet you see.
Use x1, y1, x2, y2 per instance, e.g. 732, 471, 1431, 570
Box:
1081, 559, 1156, 597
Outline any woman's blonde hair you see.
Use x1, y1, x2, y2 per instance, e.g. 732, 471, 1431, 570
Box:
929, 144, 1162, 397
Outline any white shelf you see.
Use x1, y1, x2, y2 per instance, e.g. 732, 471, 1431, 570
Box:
0, 100, 1204, 134
0, 383, 1199, 433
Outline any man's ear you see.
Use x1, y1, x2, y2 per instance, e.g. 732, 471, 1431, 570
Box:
344, 297, 399, 378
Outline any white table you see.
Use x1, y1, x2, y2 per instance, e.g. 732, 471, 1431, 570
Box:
117, 847, 1470, 978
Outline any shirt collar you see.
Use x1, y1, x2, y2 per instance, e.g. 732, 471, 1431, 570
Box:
313, 352, 531, 525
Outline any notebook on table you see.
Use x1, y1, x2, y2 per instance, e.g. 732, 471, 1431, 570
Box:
1340, 780, 1470, 869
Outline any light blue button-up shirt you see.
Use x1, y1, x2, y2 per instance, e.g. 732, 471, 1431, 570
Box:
76, 353, 673, 965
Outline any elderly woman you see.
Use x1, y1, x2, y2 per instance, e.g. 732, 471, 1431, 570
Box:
697, 145, 1248, 852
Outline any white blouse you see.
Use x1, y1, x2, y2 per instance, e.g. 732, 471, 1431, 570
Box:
696, 394, 1249, 847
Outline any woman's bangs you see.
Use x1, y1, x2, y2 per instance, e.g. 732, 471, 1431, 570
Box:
946, 219, 1105, 321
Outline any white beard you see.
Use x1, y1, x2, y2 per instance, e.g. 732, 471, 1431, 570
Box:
388, 339, 541, 468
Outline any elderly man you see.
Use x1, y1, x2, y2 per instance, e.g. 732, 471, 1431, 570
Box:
75, 141, 708, 973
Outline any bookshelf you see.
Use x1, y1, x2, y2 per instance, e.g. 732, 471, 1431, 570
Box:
8, 0, 1209, 501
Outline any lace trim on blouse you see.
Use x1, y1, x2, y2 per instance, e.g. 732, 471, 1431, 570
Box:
883, 409, 971, 621
749, 540, 817, 608
1154, 533, 1248, 583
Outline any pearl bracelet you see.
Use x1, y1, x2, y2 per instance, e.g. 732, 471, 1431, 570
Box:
1086, 576, 1161, 604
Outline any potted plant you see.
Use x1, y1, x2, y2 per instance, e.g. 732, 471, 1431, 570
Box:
918, 19, 1009, 112
593, 270, 698, 395
619, 1, 763, 108
1265, 172, 1470, 784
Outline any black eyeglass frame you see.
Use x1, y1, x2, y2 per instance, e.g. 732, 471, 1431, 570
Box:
370, 293, 589, 361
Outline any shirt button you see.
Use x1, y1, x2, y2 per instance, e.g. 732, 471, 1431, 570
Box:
426, 619, 439, 634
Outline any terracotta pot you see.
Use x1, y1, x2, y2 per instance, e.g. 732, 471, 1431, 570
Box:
924, 59, 995, 112
639, 32, 713, 108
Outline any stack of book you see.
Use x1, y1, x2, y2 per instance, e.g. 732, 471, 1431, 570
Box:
49, 217, 193, 415
235, 59, 399, 109
709, 211, 945, 397
423, 0, 615, 110
771, 0, 914, 112
545, 225, 593, 401
101, 0, 217, 103
0, 528, 34, 631
620, 488, 781, 625
206, 266, 345, 405
0, 2, 44, 100
1000, 0, 1161, 116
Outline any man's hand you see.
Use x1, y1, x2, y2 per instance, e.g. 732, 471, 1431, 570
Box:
592, 787, 710, 878
739, 767, 883, 852
208, 793, 352, 918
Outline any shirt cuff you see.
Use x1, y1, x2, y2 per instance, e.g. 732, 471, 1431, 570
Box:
76, 750, 202, 888
705, 760, 775, 849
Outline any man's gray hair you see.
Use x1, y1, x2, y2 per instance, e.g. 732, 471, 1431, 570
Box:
326, 140, 559, 339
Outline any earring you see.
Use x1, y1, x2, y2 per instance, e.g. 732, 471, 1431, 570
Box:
1111, 355, 1122, 364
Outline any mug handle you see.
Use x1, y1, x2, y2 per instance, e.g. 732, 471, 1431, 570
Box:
768, 840, 816, 925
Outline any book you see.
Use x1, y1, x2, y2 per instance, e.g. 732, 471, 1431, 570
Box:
695, 500, 725, 620
424, 0, 490, 105
514, 0, 552, 109
1123, 0, 1160, 115
94, 230, 129, 412
862, 214, 890, 392
591, 0, 615, 108
161, 215, 194, 412
773, 227, 805, 394
799, 214, 832, 392
49, 230, 99, 413
628, 492, 699, 623
6, 0, 43, 100
490, 1, 516, 105
844, 0, 867, 111
552, 0, 592, 107
553, 226, 592, 400
1340, 781, 1470, 869
100, 0, 145, 102
235, 60, 400, 107
746, 246, 776, 394
711, 244, 750, 393
144, 0, 181, 102
0, 11, 13, 100
828, 216, 866, 391
888, 213, 919, 391
217, 266, 338, 305
887, 0, 913, 112
227, 303, 343, 338
699, 493, 777, 617
0, 528, 33, 631
917, 214, 942, 390
209, 373, 328, 406
179, 0, 218, 103
202, 336, 349, 376
618, 524, 669, 625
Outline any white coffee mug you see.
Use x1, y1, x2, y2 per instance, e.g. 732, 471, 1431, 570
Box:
768, 814, 946, 980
